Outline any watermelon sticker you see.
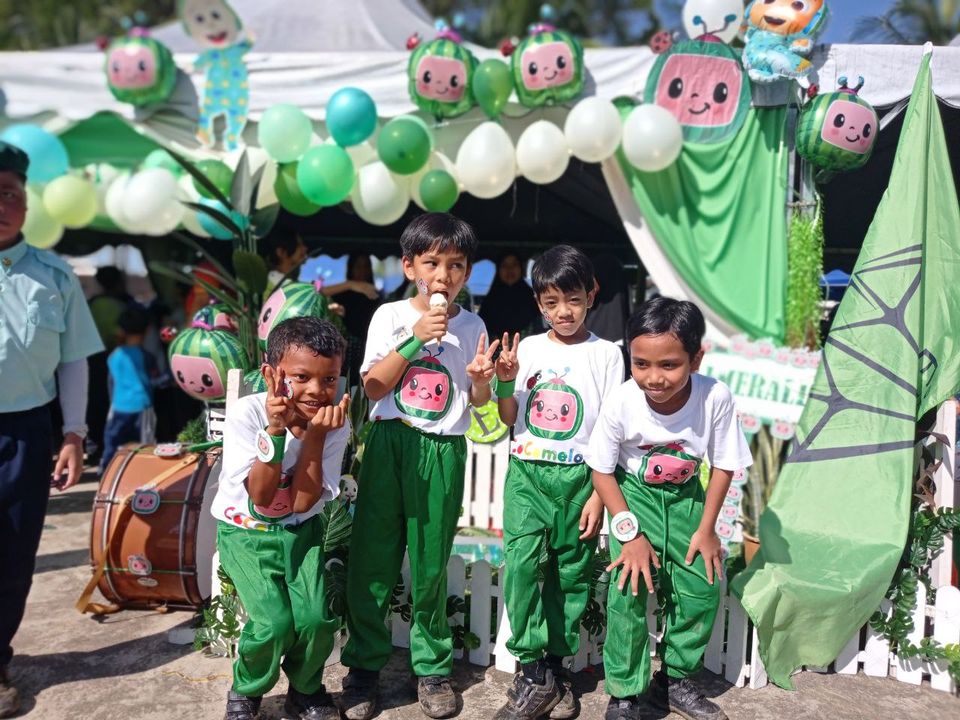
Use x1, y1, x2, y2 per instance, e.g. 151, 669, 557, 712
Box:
524, 369, 583, 441
249, 475, 293, 523
394, 347, 453, 421
639, 443, 701, 485
796, 77, 879, 176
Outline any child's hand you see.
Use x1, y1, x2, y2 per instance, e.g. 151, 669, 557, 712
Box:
685, 528, 723, 585
466, 333, 500, 387
495, 332, 521, 382
308, 394, 351, 435
263, 365, 297, 433
413, 307, 448, 343
578, 492, 604, 540
607, 535, 661, 596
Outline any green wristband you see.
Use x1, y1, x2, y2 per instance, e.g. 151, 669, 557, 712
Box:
495, 378, 516, 399
255, 429, 285, 465
396, 335, 425, 361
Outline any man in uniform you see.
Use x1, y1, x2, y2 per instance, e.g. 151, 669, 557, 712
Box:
0, 141, 103, 717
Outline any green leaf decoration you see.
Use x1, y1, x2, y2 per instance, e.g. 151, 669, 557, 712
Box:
230, 151, 252, 215
166, 147, 231, 207
250, 203, 280, 239
233, 250, 268, 296
184, 201, 244, 239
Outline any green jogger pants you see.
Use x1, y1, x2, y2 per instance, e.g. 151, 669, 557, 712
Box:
217, 515, 338, 698
503, 457, 597, 664
603, 469, 720, 698
342, 420, 466, 677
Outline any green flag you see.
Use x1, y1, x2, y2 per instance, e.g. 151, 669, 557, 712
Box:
730, 52, 960, 688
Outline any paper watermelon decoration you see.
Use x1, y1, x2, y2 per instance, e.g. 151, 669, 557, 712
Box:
191, 302, 239, 333
524, 373, 583, 441
639, 443, 701, 485
249, 475, 293, 522
104, 31, 177, 106
258, 282, 331, 350
394, 349, 453, 421
408, 27, 478, 120
511, 24, 584, 108
168, 327, 246, 401
796, 76, 878, 176
644, 37, 751, 144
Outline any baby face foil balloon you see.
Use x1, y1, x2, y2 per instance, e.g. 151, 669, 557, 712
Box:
511, 26, 584, 108
408, 31, 478, 120
180, 0, 242, 48
105, 33, 177, 106
796, 77, 879, 175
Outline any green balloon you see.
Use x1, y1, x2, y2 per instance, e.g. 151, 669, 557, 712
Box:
193, 159, 233, 199
143, 149, 184, 176
473, 59, 513, 119
419, 170, 459, 212
274, 162, 323, 217
376, 116, 432, 175
296, 145, 355, 206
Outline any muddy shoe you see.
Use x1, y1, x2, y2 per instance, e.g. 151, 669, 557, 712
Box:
492, 668, 560, 720
603, 695, 640, 720
224, 689, 262, 720
284, 685, 340, 720
0, 668, 19, 720
649, 671, 727, 720
417, 675, 457, 719
339, 668, 379, 720
545, 660, 578, 719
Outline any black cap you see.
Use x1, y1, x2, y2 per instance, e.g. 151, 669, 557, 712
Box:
0, 141, 29, 180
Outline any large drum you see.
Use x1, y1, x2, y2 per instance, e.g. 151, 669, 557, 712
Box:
87, 445, 221, 611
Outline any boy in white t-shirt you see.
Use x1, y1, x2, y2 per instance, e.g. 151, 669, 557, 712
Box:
212, 317, 350, 720
340, 213, 497, 720
492, 245, 623, 720
586, 298, 752, 720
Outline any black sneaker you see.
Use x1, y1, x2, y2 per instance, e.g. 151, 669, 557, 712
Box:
649, 671, 727, 720
339, 668, 379, 720
417, 675, 457, 719
0, 668, 19, 720
224, 689, 262, 720
284, 685, 340, 720
492, 668, 560, 720
545, 658, 578, 719
603, 695, 640, 720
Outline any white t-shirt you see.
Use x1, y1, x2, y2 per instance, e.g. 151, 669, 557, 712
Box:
211, 393, 350, 530
510, 332, 623, 466
361, 299, 487, 436
586, 374, 752, 483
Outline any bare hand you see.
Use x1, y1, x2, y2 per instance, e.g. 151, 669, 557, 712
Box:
466, 333, 500, 387
51, 433, 84, 491
308, 394, 351, 435
412, 307, 448, 343
350, 281, 380, 300
495, 332, 521, 382
578, 492, 604, 540
607, 534, 661, 596
262, 365, 298, 433
685, 528, 723, 585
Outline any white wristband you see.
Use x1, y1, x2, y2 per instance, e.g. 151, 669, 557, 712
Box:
611, 510, 639, 543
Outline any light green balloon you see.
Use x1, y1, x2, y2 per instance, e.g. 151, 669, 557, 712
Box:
376, 116, 432, 175
473, 59, 513, 119
275, 162, 323, 216
23, 187, 65, 249
142, 149, 184, 176
42, 175, 97, 228
193, 159, 233, 199
296, 145, 355, 206
258, 104, 313, 163
419, 170, 459, 212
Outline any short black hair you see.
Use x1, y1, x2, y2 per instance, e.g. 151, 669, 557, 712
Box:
259, 232, 303, 266
627, 297, 706, 358
118, 307, 148, 335
399, 212, 478, 262
96, 266, 124, 292
266, 316, 346, 366
531, 244, 595, 297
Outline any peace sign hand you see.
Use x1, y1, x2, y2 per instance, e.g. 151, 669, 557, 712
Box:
262, 365, 298, 434
495, 332, 521, 382
308, 393, 351, 435
466, 333, 500, 387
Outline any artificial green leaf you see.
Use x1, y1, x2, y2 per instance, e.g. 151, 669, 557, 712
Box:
251, 203, 280, 239
233, 250, 269, 296
184, 201, 244, 239
167, 147, 231, 207
231, 151, 251, 215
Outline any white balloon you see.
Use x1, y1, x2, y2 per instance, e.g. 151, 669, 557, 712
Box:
177, 174, 211, 237
682, 0, 743, 43
351, 161, 409, 226
456, 122, 516, 200
621, 105, 684, 172
564, 97, 623, 163
408, 152, 458, 210
105, 174, 149, 234
123, 168, 183, 231
516, 120, 570, 185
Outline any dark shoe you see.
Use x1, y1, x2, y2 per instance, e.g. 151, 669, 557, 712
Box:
339, 669, 379, 720
224, 690, 262, 720
603, 695, 640, 720
417, 675, 457, 719
285, 685, 340, 720
0, 668, 19, 720
545, 659, 578, 719
649, 672, 727, 720
492, 669, 560, 720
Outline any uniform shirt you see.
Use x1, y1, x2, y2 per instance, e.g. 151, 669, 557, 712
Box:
212, 393, 350, 530
510, 332, 623, 465
361, 299, 488, 437
0, 239, 103, 413
108, 346, 152, 414
586, 374, 753, 482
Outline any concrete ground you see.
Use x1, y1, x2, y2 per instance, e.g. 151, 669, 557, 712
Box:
8, 473, 958, 719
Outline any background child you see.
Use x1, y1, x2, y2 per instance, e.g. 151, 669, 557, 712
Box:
340, 213, 495, 720
212, 316, 350, 720
493, 245, 623, 720
586, 297, 752, 720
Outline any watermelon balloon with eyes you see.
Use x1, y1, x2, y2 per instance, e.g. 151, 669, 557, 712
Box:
511, 25, 584, 108
258, 282, 332, 350
104, 31, 177, 107
796, 76, 879, 177
408, 29, 478, 120
525, 373, 583, 441
644, 37, 751, 144
394, 350, 454, 421
168, 327, 247, 401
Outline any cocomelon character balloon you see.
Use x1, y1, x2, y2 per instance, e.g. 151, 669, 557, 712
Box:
191, 301, 239, 333
743, 0, 829, 83
796, 76, 878, 177
179, 0, 251, 149
168, 327, 246, 401
682, 0, 744, 44
104, 29, 177, 106
243, 368, 267, 393
524, 369, 583, 441
639, 444, 701, 485
257, 282, 331, 350
511, 24, 584, 108
407, 24, 478, 120
394, 346, 453, 421
644, 38, 752, 144
249, 474, 293, 523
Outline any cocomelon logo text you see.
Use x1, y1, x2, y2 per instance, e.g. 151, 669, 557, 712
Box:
512, 440, 584, 465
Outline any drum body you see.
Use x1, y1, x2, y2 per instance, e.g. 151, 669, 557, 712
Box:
89, 446, 221, 610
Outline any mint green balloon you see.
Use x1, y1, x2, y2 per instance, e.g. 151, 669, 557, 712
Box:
473, 59, 513, 119
376, 116, 432, 175
143, 149, 184, 176
258, 104, 313, 163
419, 170, 459, 212
296, 145, 355, 206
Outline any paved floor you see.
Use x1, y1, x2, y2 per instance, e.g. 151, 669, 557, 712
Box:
7, 474, 958, 719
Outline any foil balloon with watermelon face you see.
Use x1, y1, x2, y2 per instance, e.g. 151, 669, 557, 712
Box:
525, 370, 583, 441
511, 24, 584, 108
408, 26, 478, 120
796, 76, 878, 177
257, 282, 331, 350
394, 347, 453, 421
191, 302, 239, 333
105, 30, 177, 106
645, 37, 751, 144
169, 327, 246, 401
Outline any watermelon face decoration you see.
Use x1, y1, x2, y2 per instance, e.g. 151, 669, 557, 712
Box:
644, 39, 751, 144
105, 34, 177, 106
258, 282, 330, 349
796, 77, 879, 175
525, 376, 583, 441
512, 28, 584, 108
394, 354, 453, 421
639, 444, 700, 485
168, 327, 246, 401
249, 475, 293, 523
192, 302, 238, 333
408, 37, 478, 120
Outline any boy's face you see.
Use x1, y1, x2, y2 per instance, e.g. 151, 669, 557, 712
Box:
630, 332, 702, 413
273, 345, 342, 422
537, 284, 596, 339
402, 246, 471, 310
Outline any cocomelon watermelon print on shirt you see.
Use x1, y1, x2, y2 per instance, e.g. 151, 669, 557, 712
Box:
361, 299, 487, 436
511, 333, 623, 465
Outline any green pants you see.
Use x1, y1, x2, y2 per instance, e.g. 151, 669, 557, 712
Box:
604, 469, 720, 698
503, 457, 597, 664
217, 515, 337, 697
342, 420, 466, 676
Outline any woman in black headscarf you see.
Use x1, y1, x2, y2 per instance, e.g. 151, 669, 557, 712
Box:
479, 252, 541, 342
